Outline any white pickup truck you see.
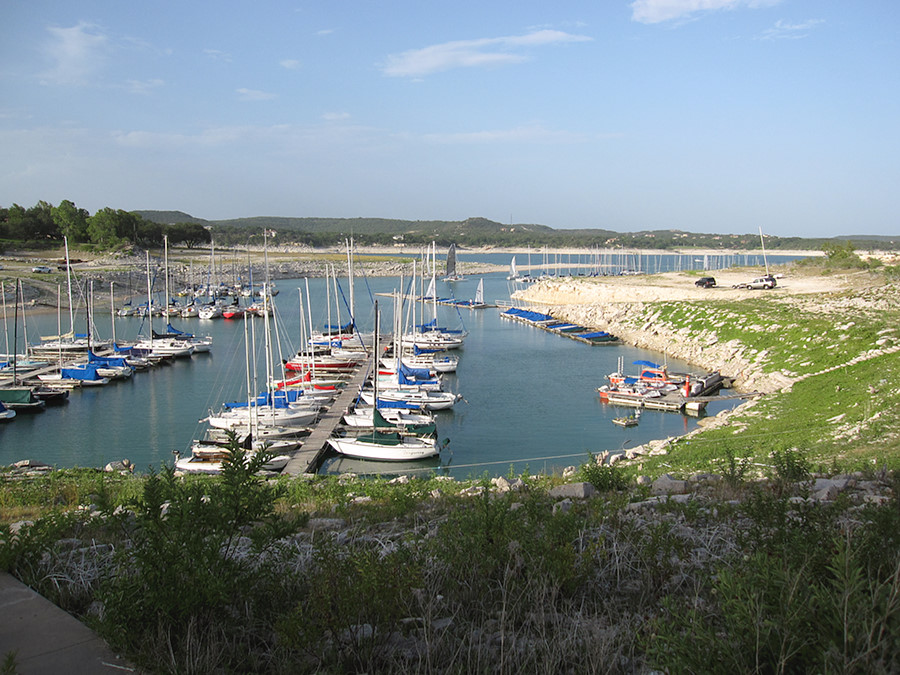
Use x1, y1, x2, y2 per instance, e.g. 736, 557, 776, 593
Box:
733, 275, 777, 290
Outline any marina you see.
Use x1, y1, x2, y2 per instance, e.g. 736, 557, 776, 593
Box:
1, 269, 752, 478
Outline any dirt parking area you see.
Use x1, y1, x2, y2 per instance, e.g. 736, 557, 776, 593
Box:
514, 268, 871, 306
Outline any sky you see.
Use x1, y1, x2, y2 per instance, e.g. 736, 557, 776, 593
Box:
1, 1, 899, 238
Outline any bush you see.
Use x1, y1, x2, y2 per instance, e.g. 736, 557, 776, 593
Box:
98, 448, 293, 672
581, 460, 629, 491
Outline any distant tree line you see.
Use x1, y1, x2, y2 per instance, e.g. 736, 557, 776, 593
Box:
0, 200, 211, 250
4, 200, 897, 253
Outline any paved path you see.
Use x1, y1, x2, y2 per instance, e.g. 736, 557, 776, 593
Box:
0, 573, 135, 674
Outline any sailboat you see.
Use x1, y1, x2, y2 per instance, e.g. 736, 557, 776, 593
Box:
130, 251, 195, 358
444, 278, 486, 309
507, 256, 518, 280
328, 301, 444, 461
442, 243, 464, 281
30, 237, 112, 360
402, 251, 467, 350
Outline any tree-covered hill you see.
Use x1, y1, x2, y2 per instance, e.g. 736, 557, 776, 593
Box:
3, 200, 898, 252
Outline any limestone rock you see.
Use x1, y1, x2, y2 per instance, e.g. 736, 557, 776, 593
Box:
651, 474, 688, 495
549, 482, 596, 500
553, 498, 574, 514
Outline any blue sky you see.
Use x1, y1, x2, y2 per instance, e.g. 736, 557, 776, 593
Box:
2, 0, 898, 238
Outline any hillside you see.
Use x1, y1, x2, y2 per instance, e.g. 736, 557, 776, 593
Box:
133, 210, 899, 251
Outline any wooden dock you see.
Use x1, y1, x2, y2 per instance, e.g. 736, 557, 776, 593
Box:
281, 350, 375, 475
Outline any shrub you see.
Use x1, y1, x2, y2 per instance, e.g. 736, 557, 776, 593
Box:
98, 448, 293, 672
716, 445, 752, 490
581, 460, 629, 492
770, 447, 811, 487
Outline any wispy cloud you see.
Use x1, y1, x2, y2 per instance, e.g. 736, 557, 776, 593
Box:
280, 59, 301, 70
757, 18, 824, 40
126, 78, 165, 95
203, 48, 231, 62
236, 88, 276, 101
382, 29, 592, 78
322, 112, 351, 121
112, 127, 247, 149
317, 29, 334, 36
417, 123, 595, 145
41, 21, 109, 85
631, 0, 781, 25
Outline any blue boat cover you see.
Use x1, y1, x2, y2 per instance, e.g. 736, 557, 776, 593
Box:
399, 362, 433, 380
398, 369, 438, 386
377, 398, 424, 410
166, 323, 195, 338
633, 360, 662, 368
61, 364, 103, 380
87, 351, 129, 368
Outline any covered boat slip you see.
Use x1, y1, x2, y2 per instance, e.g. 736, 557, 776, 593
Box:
500, 307, 620, 345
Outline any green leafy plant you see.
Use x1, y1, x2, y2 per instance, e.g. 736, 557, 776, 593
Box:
581, 460, 630, 492
716, 445, 752, 490
771, 447, 812, 487
98, 446, 292, 672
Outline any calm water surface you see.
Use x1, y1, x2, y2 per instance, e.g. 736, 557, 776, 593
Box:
1, 274, 742, 477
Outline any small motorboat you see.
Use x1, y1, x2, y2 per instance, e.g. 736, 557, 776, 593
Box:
612, 415, 639, 427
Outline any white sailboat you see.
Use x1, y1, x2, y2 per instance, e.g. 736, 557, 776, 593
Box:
130, 251, 195, 358
328, 301, 444, 461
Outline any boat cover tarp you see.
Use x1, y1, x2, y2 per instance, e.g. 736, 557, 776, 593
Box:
376, 398, 425, 410
324, 321, 354, 332
165, 323, 195, 338
633, 360, 662, 368
413, 345, 442, 355
399, 362, 433, 380
372, 408, 435, 436
502, 308, 554, 322
87, 351, 130, 368
60, 364, 104, 381
0, 388, 36, 404
398, 369, 438, 386
578, 331, 611, 339
416, 318, 437, 330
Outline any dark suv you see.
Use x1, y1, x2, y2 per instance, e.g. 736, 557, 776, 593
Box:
695, 277, 716, 288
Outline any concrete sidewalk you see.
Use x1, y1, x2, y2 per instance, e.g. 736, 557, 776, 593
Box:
0, 573, 135, 674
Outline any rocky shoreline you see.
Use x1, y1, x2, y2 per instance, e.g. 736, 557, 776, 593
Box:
512, 276, 795, 395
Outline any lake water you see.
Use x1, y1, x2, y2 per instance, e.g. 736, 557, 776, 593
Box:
1, 272, 745, 478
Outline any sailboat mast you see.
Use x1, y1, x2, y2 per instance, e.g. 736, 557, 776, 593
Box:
110, 282, 116, 344
12, 281, 19, 383
56, 285, 62, 363
63, 236, 75, 334
2, 281, 8, 357
146, 250, 153, 347
346, 237, 355, 328
759, 226, 770, 276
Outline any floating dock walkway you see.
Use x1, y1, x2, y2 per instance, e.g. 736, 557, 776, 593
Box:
500, 307, 620, 345
281, 346, 378, 475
